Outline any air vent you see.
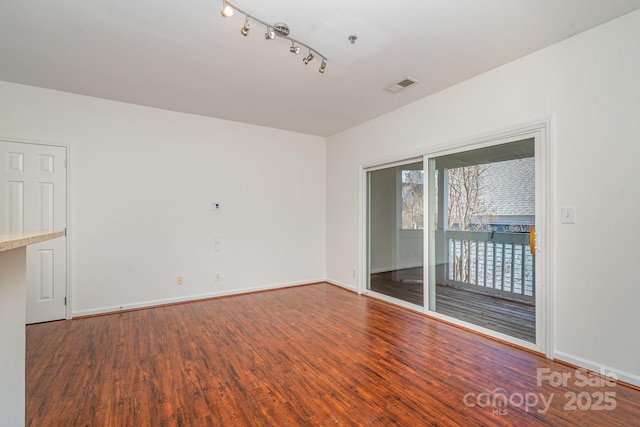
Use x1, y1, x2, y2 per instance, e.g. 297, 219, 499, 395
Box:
384, 77, 419, 93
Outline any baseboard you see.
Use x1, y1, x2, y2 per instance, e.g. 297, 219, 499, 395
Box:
370, 264, 423, 274
553, 350, 640, 388
72, 278, 326, 318
325, 279, 358, 293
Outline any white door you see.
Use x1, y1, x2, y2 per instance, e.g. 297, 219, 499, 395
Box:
0, 140, 67, 324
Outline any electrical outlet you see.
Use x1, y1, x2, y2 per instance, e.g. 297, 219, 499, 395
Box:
215, 272, 221, 283
352, 269, 357, 278
177, 276, 183, 285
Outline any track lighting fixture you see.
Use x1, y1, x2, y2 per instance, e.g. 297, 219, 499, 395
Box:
220, 1, 234, 17
219, 0, 327, 74
264, 27, 275, 40
303, 52, 314, 64
240, 17, 250, 36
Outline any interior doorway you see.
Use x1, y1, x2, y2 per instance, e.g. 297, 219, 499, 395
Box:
0, 140, 68, 324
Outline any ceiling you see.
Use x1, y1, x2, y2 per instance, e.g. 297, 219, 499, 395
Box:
1, 1, 640, 137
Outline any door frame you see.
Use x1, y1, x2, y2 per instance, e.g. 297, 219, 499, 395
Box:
359, 117, 553, 356
0, 136, 73, 320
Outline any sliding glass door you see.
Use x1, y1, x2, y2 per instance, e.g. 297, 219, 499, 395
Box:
427, 138, 536, 343
364, 128, 546, 350
367, 160, 424, 307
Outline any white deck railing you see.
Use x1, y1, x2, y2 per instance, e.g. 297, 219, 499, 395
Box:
445, 230, 534, 303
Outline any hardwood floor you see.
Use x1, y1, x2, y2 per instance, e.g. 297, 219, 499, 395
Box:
370, 268, 535, 342
27, 283, 639, 426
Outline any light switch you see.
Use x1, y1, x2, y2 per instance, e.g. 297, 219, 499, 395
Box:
561, 207, 575, 224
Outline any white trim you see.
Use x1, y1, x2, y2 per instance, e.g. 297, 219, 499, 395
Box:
0, 136, 73, 321
326, 279, 358, 293
547, 115, 558, 360
358, 164, 367, 295
369, 264, 423, 274
72, 278, 326, 317
537, 116, 554, 357
424, 117, 554, 159
363, 155, 424, 172
364, 289, 424, 312
553, 350, 640, 388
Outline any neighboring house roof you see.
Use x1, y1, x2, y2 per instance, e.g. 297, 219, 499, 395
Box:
480, 157, 535, 217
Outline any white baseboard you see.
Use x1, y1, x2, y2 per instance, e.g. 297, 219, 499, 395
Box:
72, 278, 325, 318
370, 264, 423, 274
325, 279, 358, 293
553, 350, 640, 388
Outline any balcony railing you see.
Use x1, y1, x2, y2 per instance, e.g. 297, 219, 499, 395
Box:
445, 230, 535, 303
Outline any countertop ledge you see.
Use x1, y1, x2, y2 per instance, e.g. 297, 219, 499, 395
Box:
0, 230, 65, 252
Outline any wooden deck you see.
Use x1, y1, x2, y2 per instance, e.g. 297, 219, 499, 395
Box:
26, 283, 640, 426
370, 268, 535, 342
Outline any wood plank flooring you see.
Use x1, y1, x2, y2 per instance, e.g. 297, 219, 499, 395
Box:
27, 283, 640, 426
370, 268, 535, 342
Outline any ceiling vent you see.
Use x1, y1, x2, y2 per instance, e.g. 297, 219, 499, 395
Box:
384, 77, 419, 93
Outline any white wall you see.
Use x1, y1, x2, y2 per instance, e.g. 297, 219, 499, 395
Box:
0, 82, 326, 315
327, 11, 640, 385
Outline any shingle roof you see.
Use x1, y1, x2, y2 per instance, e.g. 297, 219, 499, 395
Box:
480, 157, 535, 216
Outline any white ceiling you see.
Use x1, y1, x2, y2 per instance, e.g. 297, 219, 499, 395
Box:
1, 0, 639, 136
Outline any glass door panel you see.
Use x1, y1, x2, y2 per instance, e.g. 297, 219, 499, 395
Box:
367, 161, 424, 307
427, 139, 536, 342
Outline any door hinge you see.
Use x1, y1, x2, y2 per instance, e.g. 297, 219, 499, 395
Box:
64, 227, 67, 236
64, 297, 67, 306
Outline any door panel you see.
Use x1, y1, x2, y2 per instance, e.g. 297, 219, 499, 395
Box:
426, 138, 537, 343
367, 160, 424, 307
1, 141, 67, 324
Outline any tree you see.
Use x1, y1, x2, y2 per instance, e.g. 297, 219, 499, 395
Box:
447, 164, 494, 231
446, 165, 494, 281
402, 170, 424, 229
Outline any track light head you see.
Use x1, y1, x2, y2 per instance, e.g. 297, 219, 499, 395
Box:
290, 42, 300, 55
303, 52, 314, 64
220, 1, 234, 17
241, 18, 250, 36
265, 28, 275, 40
319, 59, 326, 73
